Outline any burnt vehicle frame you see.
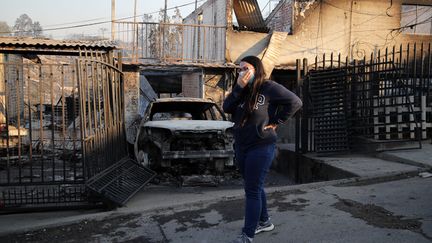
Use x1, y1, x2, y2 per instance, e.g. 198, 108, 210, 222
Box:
134, 98, 234, 174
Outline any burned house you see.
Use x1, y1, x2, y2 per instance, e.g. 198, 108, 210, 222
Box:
116, 0, 431, 154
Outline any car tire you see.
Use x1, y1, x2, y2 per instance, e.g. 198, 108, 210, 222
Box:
137, 146, 162, 170
137, 150, 150, 168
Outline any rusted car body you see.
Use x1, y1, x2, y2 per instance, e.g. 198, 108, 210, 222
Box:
134, 98, 234, 173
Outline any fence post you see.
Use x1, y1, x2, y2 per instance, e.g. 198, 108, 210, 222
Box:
301, 58, 309, 153
295, 59, 301, 183
295, 59, 301, 153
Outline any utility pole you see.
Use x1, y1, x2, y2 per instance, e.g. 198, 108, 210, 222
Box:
133, 0, 137, 61
164, 0, 168, 23
134, 0, 137, 25
111, 0, 115, 40
162, 0, 167, 60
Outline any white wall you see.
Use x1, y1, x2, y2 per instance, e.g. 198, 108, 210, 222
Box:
183, 0, 227, 63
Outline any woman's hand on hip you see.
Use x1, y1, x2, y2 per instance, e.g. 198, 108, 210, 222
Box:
264, 124, 278, 131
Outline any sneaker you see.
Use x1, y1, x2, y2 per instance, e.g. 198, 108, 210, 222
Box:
255, 219, 275, 234
231, 232, 253, 243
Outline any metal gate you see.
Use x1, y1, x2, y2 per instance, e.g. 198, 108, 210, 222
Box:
304, 44, 431, 154
0, 51, 128, 211
308, 68, 351, 153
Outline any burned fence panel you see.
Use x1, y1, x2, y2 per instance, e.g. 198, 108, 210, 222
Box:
86, 158, 156, 206
308, 68, 351, 153
1, 62, 84, 185
0, 52, 127, 211
75, 52, 128, 179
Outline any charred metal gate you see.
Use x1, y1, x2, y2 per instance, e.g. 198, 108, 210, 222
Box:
305, 50, 429, 154
308, 68, 351, 153
0, 51, 128, 211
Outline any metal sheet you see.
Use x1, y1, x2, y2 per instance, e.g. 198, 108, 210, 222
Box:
261, 31, 288, 78
233, 0, 267, 31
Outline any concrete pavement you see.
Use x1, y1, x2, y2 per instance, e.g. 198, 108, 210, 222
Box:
0, 142, 431, 243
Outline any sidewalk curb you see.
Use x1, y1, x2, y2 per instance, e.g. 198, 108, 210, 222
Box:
376, 152, 432, 169
0, 167, 427, 236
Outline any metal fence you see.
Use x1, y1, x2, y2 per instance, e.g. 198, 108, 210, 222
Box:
114, 21, 226, 64
0, 51, 127, 210
298, 43, 432, 154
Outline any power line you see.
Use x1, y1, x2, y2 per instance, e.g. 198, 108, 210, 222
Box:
42, 17, 108, 28
322, 0, 424, 17
1, 0, 206, 35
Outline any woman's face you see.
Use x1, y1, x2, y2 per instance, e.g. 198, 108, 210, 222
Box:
238, 61, 255, 75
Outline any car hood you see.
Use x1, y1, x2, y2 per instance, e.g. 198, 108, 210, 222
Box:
143, 120, 234, 131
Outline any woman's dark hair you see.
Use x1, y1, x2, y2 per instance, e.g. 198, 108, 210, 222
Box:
239, 55, 266, 126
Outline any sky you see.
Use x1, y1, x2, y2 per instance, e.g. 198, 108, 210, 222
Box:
1, 0, 275, 39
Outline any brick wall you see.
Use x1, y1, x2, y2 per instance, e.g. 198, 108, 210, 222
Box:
266, 0, 293, 33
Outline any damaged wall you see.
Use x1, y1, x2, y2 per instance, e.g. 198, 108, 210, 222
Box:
2, 54, 24, 123
226, 0, 432, 66
226, 30, 270, 63
183, 0, 227, 62
182, 72, 203, 98
289, 0, 431, 61
265, 0, 293, 33
184, 0, 228, 27
124, 68, 140, 144
203, 72, 232, 108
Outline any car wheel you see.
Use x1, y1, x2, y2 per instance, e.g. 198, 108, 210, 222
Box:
137, 146, 162, 170
137, 150, 150, 168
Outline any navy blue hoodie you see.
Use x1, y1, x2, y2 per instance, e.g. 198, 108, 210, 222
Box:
223, 80, 303, 150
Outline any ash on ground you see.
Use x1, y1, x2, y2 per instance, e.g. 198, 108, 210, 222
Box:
148, 166, 295, 188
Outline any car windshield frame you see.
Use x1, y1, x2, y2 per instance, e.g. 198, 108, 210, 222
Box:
148, 101, 227, 121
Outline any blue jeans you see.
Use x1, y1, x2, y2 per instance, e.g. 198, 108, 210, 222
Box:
236, 143, 275, 238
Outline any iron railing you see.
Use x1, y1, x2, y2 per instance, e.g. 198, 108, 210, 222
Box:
298, 43, 432, 154
113, 21, 226, 64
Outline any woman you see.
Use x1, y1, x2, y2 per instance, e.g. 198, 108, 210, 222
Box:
223, 56, 303, 243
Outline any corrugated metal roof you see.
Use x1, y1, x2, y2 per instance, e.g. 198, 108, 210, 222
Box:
124, 61, 237, 69
0, 37, 117, 49
124, 61, 296, 70
233, 0, 268, 32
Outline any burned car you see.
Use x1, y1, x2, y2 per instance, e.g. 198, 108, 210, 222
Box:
134, 98, 234, 174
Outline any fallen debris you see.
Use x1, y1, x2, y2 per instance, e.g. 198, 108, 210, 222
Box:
419, 172, 432, 178
180, 175, 220, 187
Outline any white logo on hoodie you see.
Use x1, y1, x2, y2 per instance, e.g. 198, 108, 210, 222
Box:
254, 94, 265, 109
